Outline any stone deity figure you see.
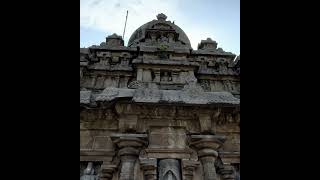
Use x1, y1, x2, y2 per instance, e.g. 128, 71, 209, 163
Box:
161, 72, 170, 82
218, 62, 228, 74
159, 35, 168, 43
80, 162, 99, 180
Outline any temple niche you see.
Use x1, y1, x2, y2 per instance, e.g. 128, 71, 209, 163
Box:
80, 13, 240, 180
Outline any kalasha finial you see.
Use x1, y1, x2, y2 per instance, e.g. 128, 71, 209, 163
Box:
157, 13, 167, 21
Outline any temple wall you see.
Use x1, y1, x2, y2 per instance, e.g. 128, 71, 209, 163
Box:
80, 104, 240, 180
80, 13, 239, 180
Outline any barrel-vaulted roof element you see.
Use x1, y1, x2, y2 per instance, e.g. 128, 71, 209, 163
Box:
128, 13, 191, 48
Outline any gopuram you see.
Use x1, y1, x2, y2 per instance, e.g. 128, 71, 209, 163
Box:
80, 13, 240, 180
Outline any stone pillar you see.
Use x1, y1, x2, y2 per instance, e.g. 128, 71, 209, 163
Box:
123, 76, 130, 88
140, 158, 157, 180
172, 69, 180, 83
90, 75, 97, 88
220, 164, 236, 180
143, 69, 152, 82
190, 135, 225, 180
111, 134, 148, 180
137, 68, 143, 81
99, 164, 118, 180
153, 68, 161, 82
114, 76, 120, 88
181, 159, 200, 180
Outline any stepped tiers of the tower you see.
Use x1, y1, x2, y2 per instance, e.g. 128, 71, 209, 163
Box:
80, 13, 240, 180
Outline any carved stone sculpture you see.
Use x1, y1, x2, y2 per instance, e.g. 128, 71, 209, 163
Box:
80, 162, 99, 180
158, 159, 182, 180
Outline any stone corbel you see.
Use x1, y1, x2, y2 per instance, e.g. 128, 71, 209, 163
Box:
139, 158, 157, 180
181, 159, 200, 180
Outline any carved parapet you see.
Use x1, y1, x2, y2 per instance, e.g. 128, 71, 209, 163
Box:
111, 134, 148, 180
181, 159, 200, 180
139, 158, 157, 180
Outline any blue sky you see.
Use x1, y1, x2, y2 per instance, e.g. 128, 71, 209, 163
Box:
80, 0, 240, 55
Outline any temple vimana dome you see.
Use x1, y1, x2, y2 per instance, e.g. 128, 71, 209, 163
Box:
80, 13, 240, 180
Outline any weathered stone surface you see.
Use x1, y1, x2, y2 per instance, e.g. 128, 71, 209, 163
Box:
80, 162, 100, 180
81, 87, 239, 106
80, 13, 240, 180
158, 159, 182, 180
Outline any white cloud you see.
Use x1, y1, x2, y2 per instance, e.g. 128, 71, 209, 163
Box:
81, 0, 180, 42
80, 0, 238, 52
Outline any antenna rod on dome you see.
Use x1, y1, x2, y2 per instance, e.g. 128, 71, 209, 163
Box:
122, 10, 128, 41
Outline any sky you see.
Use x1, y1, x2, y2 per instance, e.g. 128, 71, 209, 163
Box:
80, 0, 240, 55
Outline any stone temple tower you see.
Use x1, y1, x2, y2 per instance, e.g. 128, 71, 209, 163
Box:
80, 13, 240, 180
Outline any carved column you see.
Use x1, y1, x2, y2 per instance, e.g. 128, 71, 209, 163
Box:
111, 134, 148, 180
137, 68, 143, 81
140, 158, 157, 180
153, 68, 161, 82
172, 69, 180, 83
220, 164, 236, 180
99, 164, 118, 180
190, 135, 225, 180
123, 76, 130, 88
90, 75, 97, 88
143, 69, 152, 82
181, 159, 200, 180
111, 76, 120, 88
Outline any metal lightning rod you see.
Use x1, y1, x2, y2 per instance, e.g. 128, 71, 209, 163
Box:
122, 10, 128, 41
